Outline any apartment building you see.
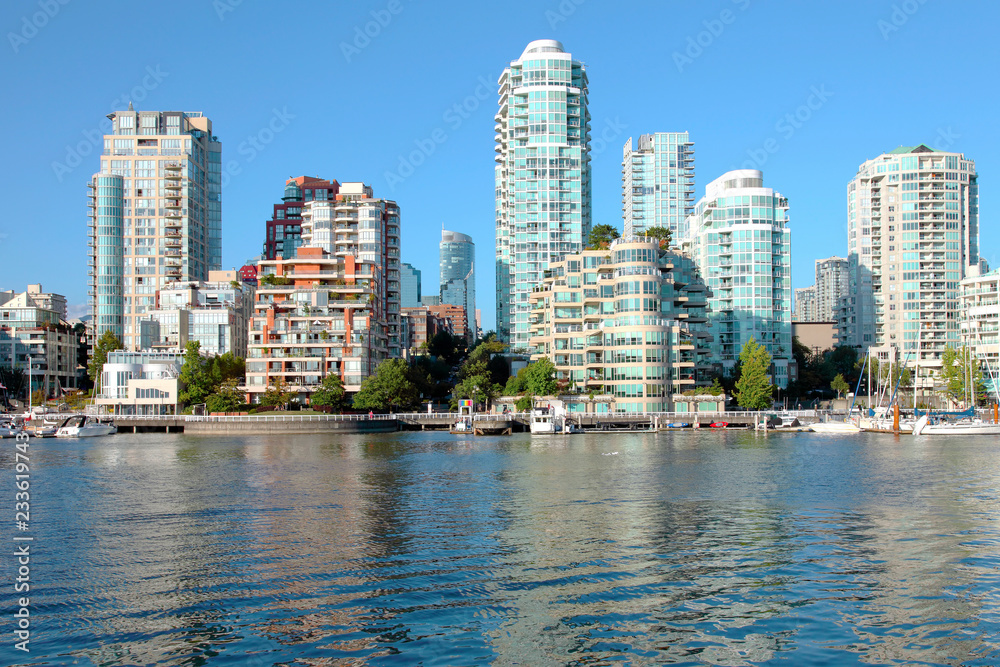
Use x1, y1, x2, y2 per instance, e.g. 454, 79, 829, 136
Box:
88, 108, 221, 350
844, 145, 978, 379
528, 237, 712, 413
262, 177, 340, 260
684, 169, 793, 387
622, 132, 696, 239
0, 285, 79, 398
245, 182, 401, 400
496, 39, 592, 349
960, 266, 1000, 392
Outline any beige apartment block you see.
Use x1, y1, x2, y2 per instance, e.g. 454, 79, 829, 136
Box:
528, 237, 712, 413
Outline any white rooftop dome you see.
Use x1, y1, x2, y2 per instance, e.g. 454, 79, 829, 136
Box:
520, 39, 565, 58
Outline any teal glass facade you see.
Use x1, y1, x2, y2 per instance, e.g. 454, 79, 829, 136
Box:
622, 132, 695, 239
686, 170, 793, 387
496, 40, 591, 350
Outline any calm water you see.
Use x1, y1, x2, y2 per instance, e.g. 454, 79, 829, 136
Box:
3, 430, 1000, 666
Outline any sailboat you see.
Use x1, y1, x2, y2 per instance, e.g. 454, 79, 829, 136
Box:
912, 347, 1000, 435
810, 355, 863, 434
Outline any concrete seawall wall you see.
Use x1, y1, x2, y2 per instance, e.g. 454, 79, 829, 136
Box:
184, 419, 399, 436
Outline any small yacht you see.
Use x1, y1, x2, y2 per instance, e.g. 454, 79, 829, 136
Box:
55, 415, 117, 438
530, 407, 559, 434
0, 418, 22, 438
809, 420, 861, 434
913, 414, 1000, 436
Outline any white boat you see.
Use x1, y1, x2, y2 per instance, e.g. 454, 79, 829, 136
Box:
0, 420, 22, 438
809, 421, 862, 434
913, 414, 1000, 436
55, 415, 117, 438
530, 408, 559, 434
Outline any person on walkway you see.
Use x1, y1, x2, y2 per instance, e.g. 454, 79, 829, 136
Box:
369, 410, 374, 420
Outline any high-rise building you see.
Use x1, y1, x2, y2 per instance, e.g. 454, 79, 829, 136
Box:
400, 262, 422, 308
262, 177, 340, 260
793, 257, 848, 324
88, 108, 221, 350
137, 270, 253, 357
622, 133, 696, 239
245, 182, 401, 400
845, 145, 978, 377
684, 169, 793, 387
528, 237, 713, 412
495, 39, 591, 349
439, 229, 475, 342
793, 286, 818, 322
813, 256, 849, 321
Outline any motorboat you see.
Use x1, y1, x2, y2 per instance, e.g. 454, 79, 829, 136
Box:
0, 419, 22, 438
450, 417, 473, 434
530, 408, 561, 434
55, 415, 117, 438
809, 421, 861, 434
913, 414, 1000, 436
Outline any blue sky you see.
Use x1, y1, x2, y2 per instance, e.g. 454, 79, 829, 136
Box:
1, 0, 997, 329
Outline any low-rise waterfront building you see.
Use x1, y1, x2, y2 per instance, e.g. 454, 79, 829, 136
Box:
528, 236, 713, 413
94, 350, 182, 415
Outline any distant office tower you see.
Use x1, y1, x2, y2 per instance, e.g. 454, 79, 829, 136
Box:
400, 262, 422, 308
845, 145, 978, 377
245, 182, 401, 401
793, 286, 817, 322
495, 39, 591, 349
622, 133, 695, 239
263, 177, 340, 260
439, 229, 475, 342
684, 169, 793, 387
88, 108, 221, 350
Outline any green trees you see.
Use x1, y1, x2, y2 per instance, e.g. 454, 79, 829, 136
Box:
259, 378, 295, 409
503, 357, 559, 411
586, 224, 620, 250
452, 334, 508, 409
179, 341, 213, 406
353, 358, 420, 411
310, 373, 346, 410
734, 337, 774, 410
206, 378, 244, 413
830, 373, 850, 399
179, 342, 247, 410
939, 345, 986, 407
643, 225, 672, 248
88, 330, 122, 391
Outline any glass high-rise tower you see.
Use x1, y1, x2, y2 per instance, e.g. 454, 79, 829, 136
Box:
495, 39, 591, 348
622, 132, 695, 239
439, 230, 475, 343
88, 108, 221, 350
684, 169, 793, 387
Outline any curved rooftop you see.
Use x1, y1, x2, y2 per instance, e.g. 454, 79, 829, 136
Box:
442, 229, 474, 245
520, 39, 565, 59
